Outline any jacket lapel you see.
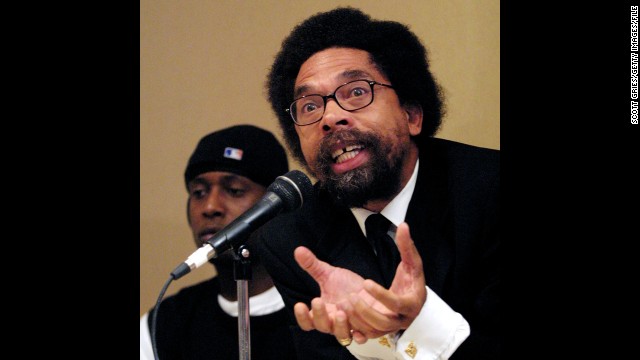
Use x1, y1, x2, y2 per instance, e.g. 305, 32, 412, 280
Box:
405, 155, 453, 295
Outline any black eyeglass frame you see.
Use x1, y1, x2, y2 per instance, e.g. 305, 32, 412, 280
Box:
285, 79, 394, 126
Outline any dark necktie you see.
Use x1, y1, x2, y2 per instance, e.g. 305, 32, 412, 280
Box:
365, 213, 401, 288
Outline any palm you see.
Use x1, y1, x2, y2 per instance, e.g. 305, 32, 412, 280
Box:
317, 265, 365, 303
316, 263, 394, 317
293, 223, 425, 338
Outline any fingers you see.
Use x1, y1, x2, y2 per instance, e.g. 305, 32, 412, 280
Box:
363, 279, 425, 328
310, 298, 333, 333
395, 222, 423, 270
295, 298, 336, 333
294, 246, 331, 283
294, 302, 314, 331
334, 310, 352, 346
351, 329, 367, 344
339, 292, 397, 339
363, 279, 400, 313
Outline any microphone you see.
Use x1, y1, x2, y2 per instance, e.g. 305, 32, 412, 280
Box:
171, 170, 313, 280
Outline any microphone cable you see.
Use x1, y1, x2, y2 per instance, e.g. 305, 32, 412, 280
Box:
150, 275, 174, 360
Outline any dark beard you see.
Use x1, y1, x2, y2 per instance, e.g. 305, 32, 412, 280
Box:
315, 129, 405, 208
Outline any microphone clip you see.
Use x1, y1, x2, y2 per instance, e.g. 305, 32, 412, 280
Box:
233, 245, 252, 281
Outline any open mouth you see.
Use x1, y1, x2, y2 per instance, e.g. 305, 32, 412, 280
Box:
198, 228, 220, 246
331, 145, 364, 164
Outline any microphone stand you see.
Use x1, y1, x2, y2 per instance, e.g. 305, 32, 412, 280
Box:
233, 245, 252, 360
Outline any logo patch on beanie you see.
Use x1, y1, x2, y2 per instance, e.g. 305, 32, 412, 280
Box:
223, 147, 243, 161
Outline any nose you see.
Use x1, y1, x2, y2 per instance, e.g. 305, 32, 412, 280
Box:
202, 189, 225, 218
320, 98, 351, 132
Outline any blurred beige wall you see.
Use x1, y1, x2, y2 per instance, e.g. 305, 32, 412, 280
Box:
140, 0, 500, 316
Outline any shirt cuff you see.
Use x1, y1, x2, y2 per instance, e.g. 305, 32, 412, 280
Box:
395, 286, 469, 359
346, 286, 469, 360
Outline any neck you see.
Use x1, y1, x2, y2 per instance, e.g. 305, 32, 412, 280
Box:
215, 263, 275, 302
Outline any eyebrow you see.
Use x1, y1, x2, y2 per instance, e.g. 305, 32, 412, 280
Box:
188, 173, 245, 189
187, 178, 209, 191
293, 69, 374, 98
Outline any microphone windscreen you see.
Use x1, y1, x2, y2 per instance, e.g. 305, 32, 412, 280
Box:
267, 170, 313, 212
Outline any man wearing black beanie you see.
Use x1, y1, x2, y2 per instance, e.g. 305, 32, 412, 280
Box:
140, 125, 296, 360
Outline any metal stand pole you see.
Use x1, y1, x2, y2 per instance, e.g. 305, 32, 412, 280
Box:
234, 245, 252, 360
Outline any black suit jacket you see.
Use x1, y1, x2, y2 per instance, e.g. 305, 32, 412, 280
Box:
256, 137, 500, 359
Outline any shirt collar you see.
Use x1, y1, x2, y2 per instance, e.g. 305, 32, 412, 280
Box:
351, 158, 419, 236
217, 286, 285, 316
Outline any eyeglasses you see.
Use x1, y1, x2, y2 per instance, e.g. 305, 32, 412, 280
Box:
286, 79, 394, 126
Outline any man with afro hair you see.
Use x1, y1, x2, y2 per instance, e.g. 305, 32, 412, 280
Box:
256, 7, 500, 360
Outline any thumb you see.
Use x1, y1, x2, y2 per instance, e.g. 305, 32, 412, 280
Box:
396, 222, 422, 269
294, 246, 332, 283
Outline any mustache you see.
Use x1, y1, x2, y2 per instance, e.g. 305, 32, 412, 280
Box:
317, 129, 377, 163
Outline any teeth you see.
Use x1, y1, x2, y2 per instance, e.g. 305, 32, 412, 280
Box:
331, 149, 344, 159
332, 145, 364, 163
336, 149, 360, 164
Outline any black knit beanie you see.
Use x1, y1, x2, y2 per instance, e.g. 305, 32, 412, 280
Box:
184, 125, 289, 189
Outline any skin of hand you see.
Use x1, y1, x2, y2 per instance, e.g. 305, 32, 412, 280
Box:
293, 222, 426, 344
